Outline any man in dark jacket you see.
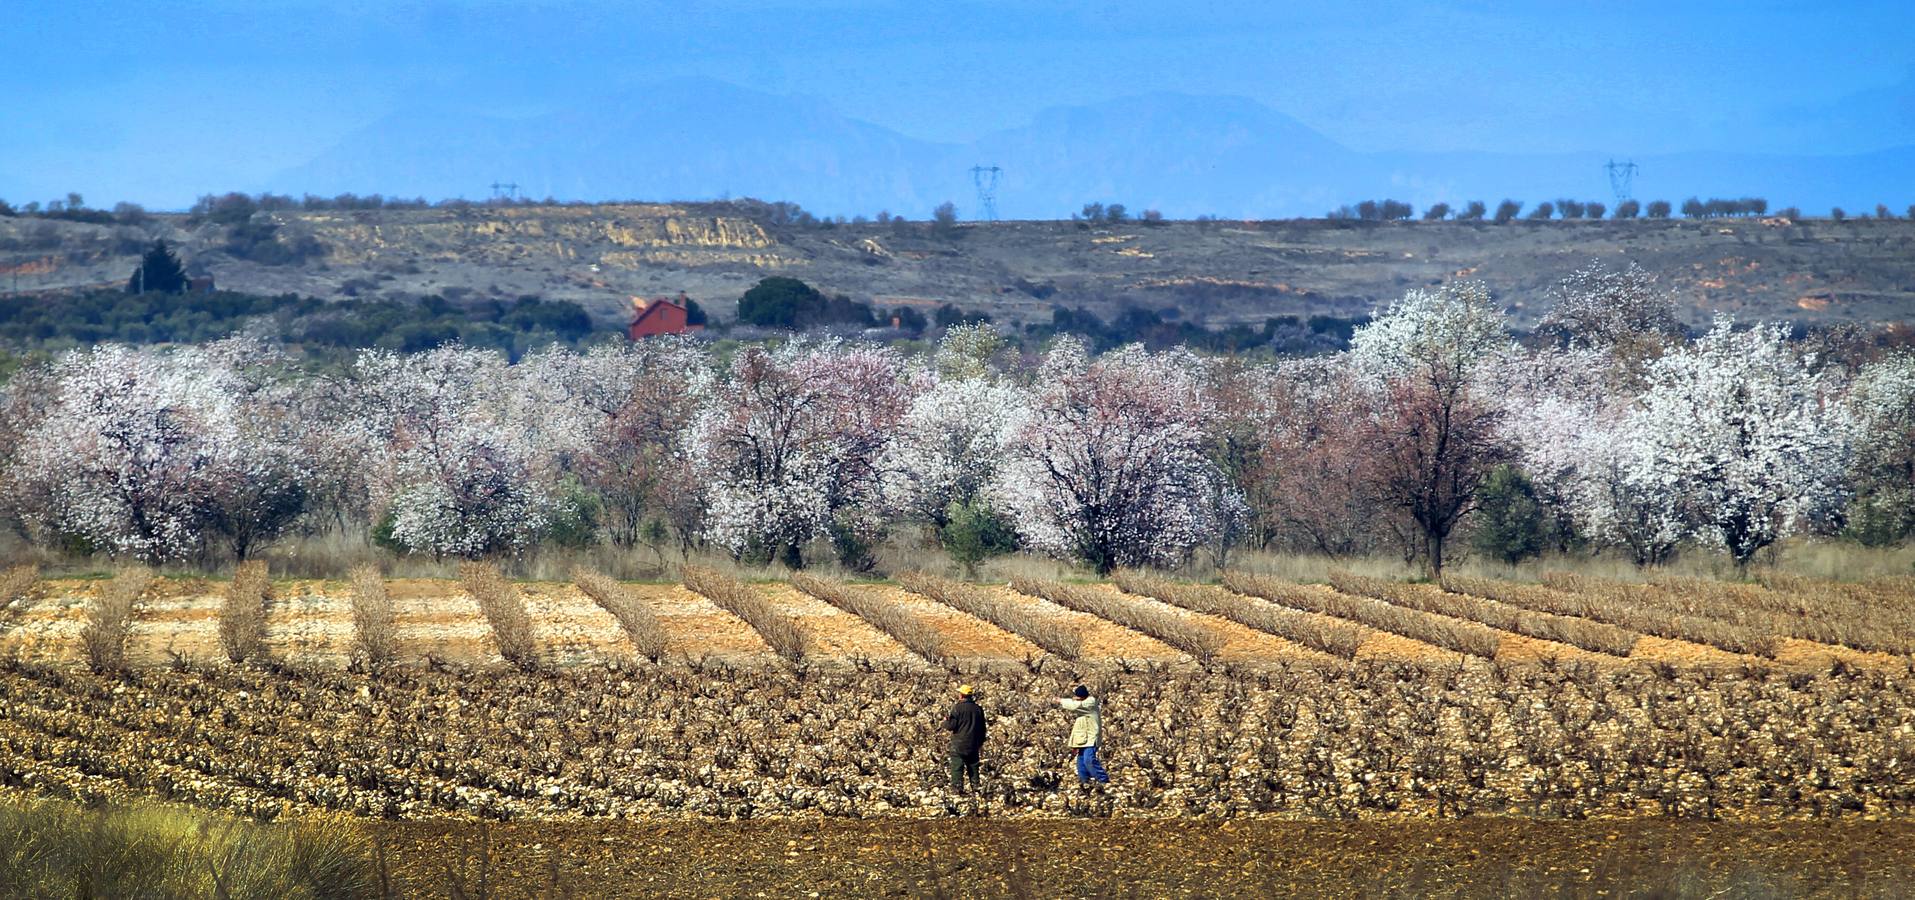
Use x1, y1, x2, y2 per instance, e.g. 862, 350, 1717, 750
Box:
943, 684, 986, 794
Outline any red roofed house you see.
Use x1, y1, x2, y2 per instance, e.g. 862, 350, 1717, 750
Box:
627, 293, 705, 339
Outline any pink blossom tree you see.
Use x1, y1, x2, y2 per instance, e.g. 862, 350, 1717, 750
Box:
688, 340, 915, 568
1348, 282, 1514, 575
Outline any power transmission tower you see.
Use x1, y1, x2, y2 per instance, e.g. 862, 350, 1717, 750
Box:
970, 165, 1002, 221
489, 181, 520, 201
1605, 159, 1638, 203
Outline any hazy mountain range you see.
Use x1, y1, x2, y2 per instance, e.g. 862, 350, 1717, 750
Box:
271, 77, 1915, 220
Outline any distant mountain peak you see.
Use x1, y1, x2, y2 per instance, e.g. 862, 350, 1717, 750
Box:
270, 78, 1915, 218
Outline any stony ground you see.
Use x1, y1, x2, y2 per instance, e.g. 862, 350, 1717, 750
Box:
2, 571, 1913, 894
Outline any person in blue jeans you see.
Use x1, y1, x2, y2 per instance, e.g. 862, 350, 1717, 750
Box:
1057, 685, 1108, 785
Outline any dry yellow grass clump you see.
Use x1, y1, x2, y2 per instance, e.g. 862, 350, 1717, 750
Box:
459, 562, 538, 669
1329, 570, 1640, 658
0, 564, 40, 630
897, 571, 1083, 660
80, 569, 154, 673
1545, 573, 1814, 659
1223, 570, 1501, 659
1442, 573, 1779, 659
1011, 577, 1223, 661
1115, 570, 1368, 659
573, 570, 670, 662
218, 560, 271, 664
682, 566, 807, 662
790, 573, 951, 668
349, 565, 397, 668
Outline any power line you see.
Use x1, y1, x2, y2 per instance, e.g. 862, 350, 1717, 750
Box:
969, 165, 1002, 221
1605, 159, 1638, 203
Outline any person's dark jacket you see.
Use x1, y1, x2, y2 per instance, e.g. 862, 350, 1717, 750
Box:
944, 698, 986, 755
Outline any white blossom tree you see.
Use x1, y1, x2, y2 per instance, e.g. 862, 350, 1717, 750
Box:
992, 340, 1241, 573
4, 341, 312, 563
1845, 352, 1915, 542
880, 377, 1029, 529
1536, 260, 1685, 361
1628, 318, 1851, 564
351, 345, 552, 558
1560, 411, 1688, 566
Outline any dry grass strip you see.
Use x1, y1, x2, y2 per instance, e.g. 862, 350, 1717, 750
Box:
0, 564, 40, 631
218, 561, 271, 664
80, 569, 153, 673
1852, 576, 1915, 614
1223, 570, 1501, 659
1328, 570, 1640, 657
1115, 570, 1367, 659
1756, 573, 1915, 616
897, 572, 1083, 660
790, 573, 951, 668
1652, 575, 1912, 655
573, 569, 670, 662
1545, 572, 1885, 657
1012, 578, 1224, 660
459, 562, 538, 669
1446, 573, 1779, 659
349, 565, 397, 668
682, 566, 807, 663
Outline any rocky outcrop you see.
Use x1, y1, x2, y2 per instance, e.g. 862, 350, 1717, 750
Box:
288, 203, 794, 268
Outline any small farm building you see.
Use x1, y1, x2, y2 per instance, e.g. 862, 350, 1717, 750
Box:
627, 294, 705, 339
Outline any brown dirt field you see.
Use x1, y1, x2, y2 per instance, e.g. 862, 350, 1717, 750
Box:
982, 585, 1185, 662
391, 589, 503, 666
1083, 583, 1337, 666
0, 579, 92, 664
1774, 638, 1909, 672
386, 578, 461, 601
625, 583, 777, 664
1276, 583, 1460, 666
1628, 634, 1757, 669
261, 580, 355, 667
125, 581, 223, 665
867, 584, 1040, 662
1354, 630, 1466, 666
754, 582, 923, 665
1493, 632, 1618, 667
376, 816, 1915, 899
518, 583, 630, 664
1, 577, 1901, 679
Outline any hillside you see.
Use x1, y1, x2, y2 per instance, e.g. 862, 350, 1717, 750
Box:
4, 202, 1914, 332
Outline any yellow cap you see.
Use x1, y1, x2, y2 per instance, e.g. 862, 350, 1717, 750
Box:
957, 684, 974, 695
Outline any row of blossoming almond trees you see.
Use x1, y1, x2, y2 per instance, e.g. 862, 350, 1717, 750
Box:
0, 261, 1904, 575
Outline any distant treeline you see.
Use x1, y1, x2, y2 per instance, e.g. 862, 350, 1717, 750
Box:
0, 289, 598, 363
10, 190, 1913, 231
1326, 196, 1803, 222
727, 275, 1365, 354
1028, 306, 1363, 355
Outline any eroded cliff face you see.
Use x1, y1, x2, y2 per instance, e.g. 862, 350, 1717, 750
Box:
285, 203, 797, 269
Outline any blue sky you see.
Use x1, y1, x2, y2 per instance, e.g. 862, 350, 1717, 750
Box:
3, 0, 1911, 208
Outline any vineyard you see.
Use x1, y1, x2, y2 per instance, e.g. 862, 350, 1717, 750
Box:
0, 565, 1912, 826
